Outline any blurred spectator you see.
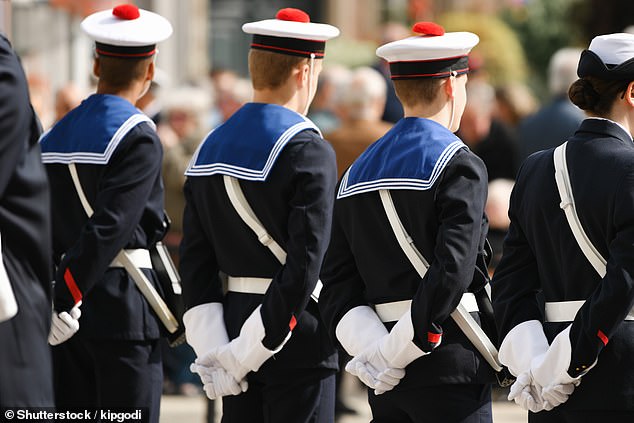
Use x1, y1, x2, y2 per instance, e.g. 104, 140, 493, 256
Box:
372, 22, 410, 123
215, 77, 252, 126
53, 83, 82, 124
494, 82, 538, 129
157, 86, 210, 398
308, 64, 351, 133
485, 178, 514, 273
137, 81, 163, 125
208, 67, 240, 128
325, 66, 392, 177
518, 48, 584, 161
27, 73, 53, 129
459, 80, 520, 181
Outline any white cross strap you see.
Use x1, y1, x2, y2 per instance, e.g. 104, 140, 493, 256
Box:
379, 189, 503, 372
553, 143, 607, 277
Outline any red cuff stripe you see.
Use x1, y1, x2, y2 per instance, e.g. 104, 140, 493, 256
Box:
63, 268, 82, 304
427, 332, 441, 344
289, 315, 297, 331
597, 329, 608, 346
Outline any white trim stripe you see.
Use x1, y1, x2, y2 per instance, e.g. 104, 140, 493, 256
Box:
184, 121, 318, 180
337, 140, 465, 199
41, 114, 155, 165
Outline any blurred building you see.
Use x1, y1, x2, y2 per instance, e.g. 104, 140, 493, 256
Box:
7, 0, 208, 98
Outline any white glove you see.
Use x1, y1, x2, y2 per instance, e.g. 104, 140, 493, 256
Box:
48, 302, 82, 346
183, 302, 229, 357
530, 325, 588, 409
508, 372, 554, 413
345, 341, 406, 395
196, 305, 290, 384
498, 320, 549, 377
377, 308, 427, 369
336, 305, 389, 356
190, 362, 247, 399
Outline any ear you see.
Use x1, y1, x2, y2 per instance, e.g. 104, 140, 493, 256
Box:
443, 75, 455, 99
93, 57, 100, 78
626, 81, 634, 108
146, 59, 155, 82
295, 61, 310, 89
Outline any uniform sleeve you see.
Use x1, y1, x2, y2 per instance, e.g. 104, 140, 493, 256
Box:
54, 126, 163, 311
260, 138, 338, 349
179, 178, 224, 308
0, 38, 32, 198
569, 167, 634, 374
490, 163, 543, 341
411, 151, 488, 351
319, 191, 368, 346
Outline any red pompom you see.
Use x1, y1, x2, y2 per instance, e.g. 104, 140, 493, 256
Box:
112, 4, 141, 20
412, 22, 445, 36
276, 8, 310, 23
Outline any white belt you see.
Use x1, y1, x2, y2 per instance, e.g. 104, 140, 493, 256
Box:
375, 293, 479, 323
545, 300, 634, 322
110, 249, 152, 269
227, 276, 322, 302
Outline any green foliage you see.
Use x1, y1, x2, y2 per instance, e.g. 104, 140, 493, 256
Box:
438, 12, 528, 86
323, 38, 379, 68
501, 0, 584, 91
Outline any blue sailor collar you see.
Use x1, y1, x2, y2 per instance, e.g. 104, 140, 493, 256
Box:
185, 103, 320, 181
40, 94, 154, 165
337, 117, 466, 199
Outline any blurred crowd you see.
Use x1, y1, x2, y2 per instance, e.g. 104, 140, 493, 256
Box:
24, 20, 593, 420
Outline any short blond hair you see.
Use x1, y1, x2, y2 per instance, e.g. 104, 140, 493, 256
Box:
393, 78, 443, 107
248, 49, 308, 90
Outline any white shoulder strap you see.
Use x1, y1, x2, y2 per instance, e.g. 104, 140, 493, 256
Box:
553, 143, 607, 277
223, 175, 287, 264
69, 163, 94, 216
378, 189, 503, 372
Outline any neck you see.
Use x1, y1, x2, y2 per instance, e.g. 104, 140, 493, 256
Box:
253, 88, 304, 114
97, 80, 145, 105
403, 100, 453, 129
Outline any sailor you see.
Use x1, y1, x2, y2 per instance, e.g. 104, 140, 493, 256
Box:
319, 22, 495, 423
492, 33, 634, 422
39, 5, 172, 422
180, 8, 340, 422
0, 34, 54, 408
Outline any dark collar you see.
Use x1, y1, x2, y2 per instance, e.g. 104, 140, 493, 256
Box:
575, 118, 633, 144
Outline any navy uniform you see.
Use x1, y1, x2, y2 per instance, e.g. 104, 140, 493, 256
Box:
319, 23, 495, 423
39, 5, 172, 422
0, 35, 54, 408
180, 8, 340, 423
492, 34, 634, 422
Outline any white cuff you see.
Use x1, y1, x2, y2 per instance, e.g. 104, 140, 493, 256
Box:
230, 305, 291, 372
499, 320, 550, 377
335, 305, 389, 356
379, 308, 426, 369
531, 325, 589, 388
184, 302, 229, 357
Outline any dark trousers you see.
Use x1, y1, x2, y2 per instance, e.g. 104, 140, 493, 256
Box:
368, 383, 492, 423
221, 371, 336, 423
0, 297, 54, 407
529, 408, 634, 423
53, 337, 162, 423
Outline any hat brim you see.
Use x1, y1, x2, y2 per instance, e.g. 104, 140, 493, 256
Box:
578, 49, 634, 81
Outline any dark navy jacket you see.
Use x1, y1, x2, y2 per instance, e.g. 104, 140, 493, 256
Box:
492, 118, 634, 410
180, 103, 338, 377
320, 117, 495, 387
40, 94, 166, 341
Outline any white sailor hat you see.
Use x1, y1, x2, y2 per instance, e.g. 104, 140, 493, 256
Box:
81, 4, 172, 58
578, 33, 634, 80
242, 8, 340, 59
376, 22, 479, 80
